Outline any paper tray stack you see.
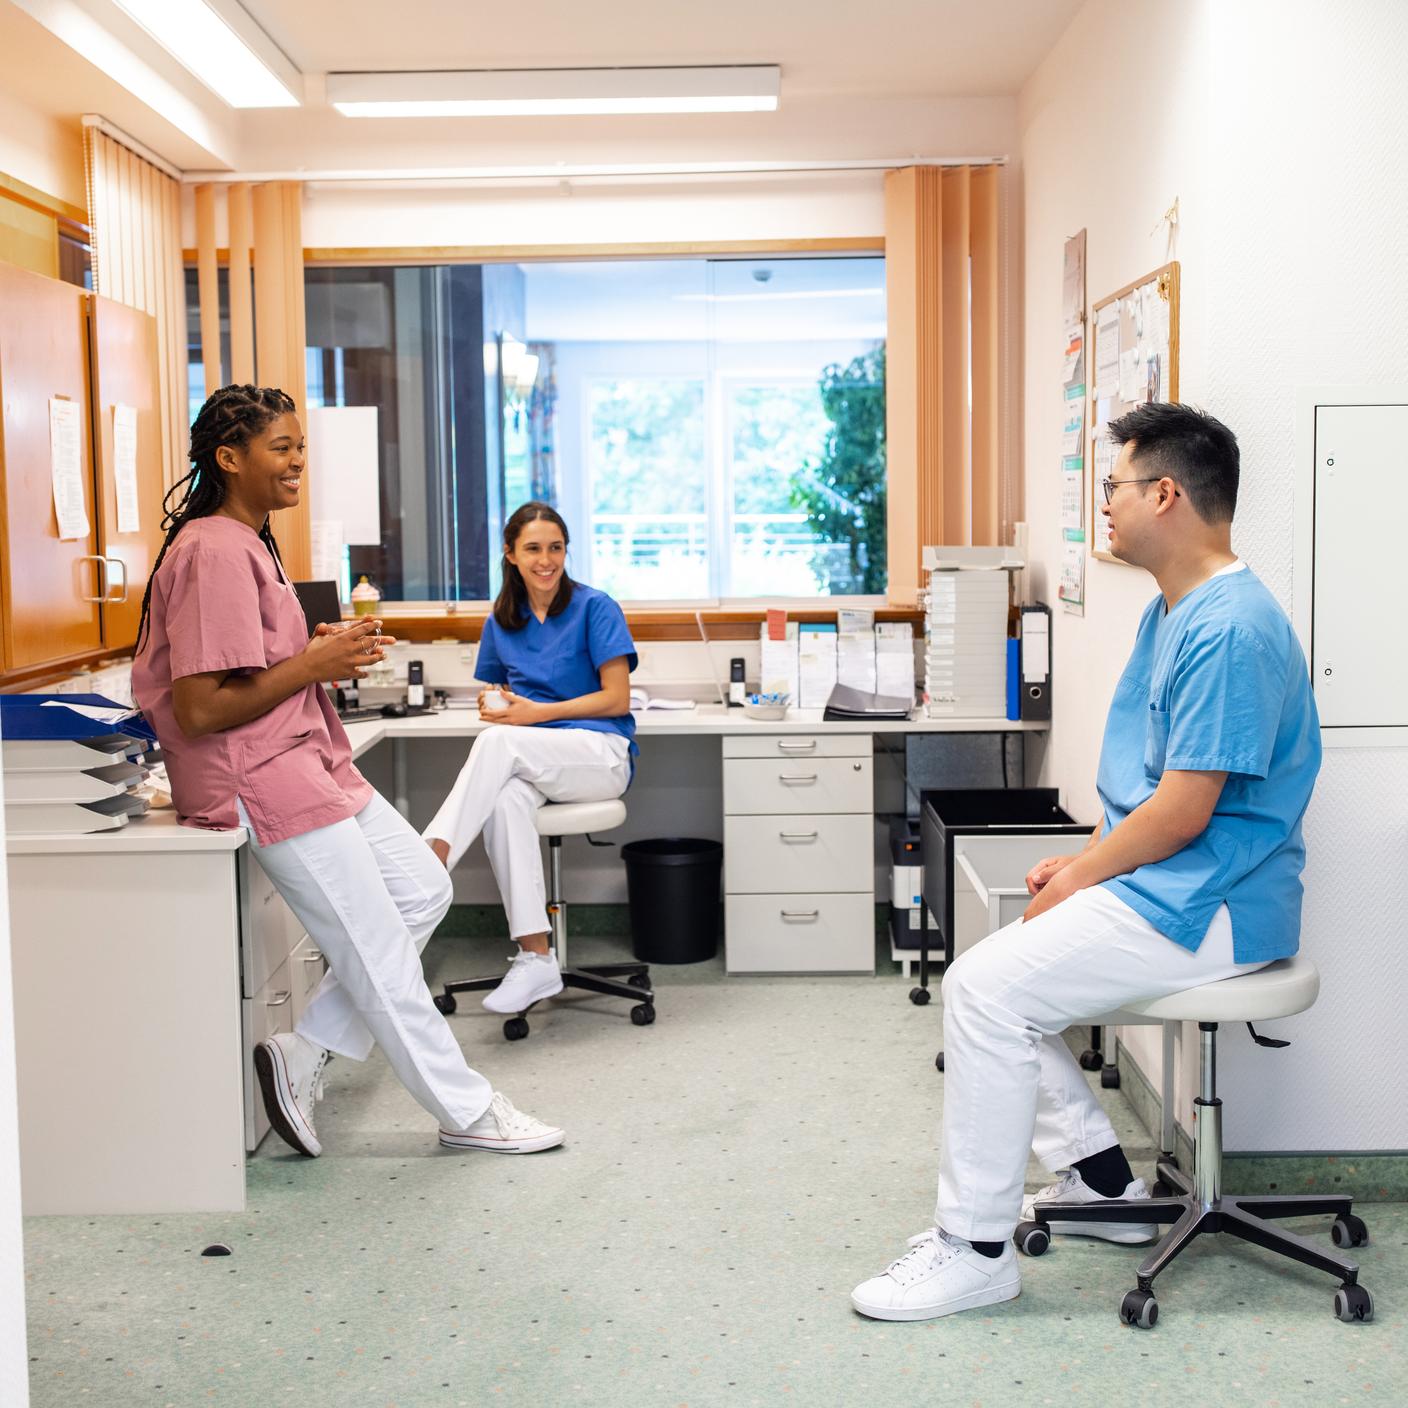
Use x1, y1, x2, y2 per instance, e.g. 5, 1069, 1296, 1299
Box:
920, 546, 1022, 719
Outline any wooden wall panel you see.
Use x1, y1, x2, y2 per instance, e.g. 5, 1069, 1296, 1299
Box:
970, 166, 1001, 545
90, 296, 165, 649
0, 263, 102, 669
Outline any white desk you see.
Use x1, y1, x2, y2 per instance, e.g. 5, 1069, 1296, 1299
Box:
5, 706, 1039, 1213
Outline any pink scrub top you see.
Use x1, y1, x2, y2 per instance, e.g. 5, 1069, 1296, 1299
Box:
131, 515, 373, 845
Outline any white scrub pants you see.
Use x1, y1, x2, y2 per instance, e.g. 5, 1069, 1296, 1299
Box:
423, 724, 632, 940
936, 886, 1268, 1242
237, 792, 492, 1133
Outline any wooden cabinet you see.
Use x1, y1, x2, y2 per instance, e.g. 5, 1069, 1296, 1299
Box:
0, 261, 102, 670
0, 261, 165, 676
89, 295, 165, 650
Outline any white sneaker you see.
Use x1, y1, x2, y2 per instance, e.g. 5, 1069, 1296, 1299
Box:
253, 1032, 329, 1158
1022, 1170, 1158, 1243
482, 949, 564, 1014
438, 1091, 565, 1154
851, 1228, 1021, 1322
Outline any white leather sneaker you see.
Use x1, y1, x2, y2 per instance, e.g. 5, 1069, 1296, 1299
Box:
253, 1032, 328, 1158
482, 949, 564, 1014
439, 1091, 565, 1154
1022, 1170, 1158, 1243
851, 1228, 1021, 1321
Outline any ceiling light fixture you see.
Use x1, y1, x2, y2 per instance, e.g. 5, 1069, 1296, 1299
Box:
327, 66, 780, 118
111, 0, 301, 108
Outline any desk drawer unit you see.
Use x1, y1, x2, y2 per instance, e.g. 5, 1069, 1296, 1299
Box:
725, 893, 875, 973
723, 732, 875, 974
722, 756, 872, 815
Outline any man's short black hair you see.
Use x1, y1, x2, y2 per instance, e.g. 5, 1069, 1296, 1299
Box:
1106, 402, 1239, 524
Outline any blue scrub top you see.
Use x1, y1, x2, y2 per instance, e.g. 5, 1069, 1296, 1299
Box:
1096, 564, 1321, 963
474, 582, 638, 755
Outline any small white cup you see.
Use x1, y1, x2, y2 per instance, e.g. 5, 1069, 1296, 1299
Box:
481, 689, 508, 713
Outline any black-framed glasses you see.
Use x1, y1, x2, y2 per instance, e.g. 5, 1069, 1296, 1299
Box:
1100, 476, 1181, 506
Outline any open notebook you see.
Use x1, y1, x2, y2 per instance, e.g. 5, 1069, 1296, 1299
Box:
629, 688, 696, 712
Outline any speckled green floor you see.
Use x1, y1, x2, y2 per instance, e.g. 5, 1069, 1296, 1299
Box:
24, 933, 1405, 1406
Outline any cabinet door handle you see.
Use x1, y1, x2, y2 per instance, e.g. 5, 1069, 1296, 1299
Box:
780, 908, 820, 920
779, 773, 818, 784
302, 951, 324, 964
777, 740, 817, 752
778, 830, 819, 841
266, 990, 292, 1007
104, 556, 129, 603
78, 555, 107, 603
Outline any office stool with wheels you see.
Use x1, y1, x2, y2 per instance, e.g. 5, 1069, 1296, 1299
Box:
1016, 956, 1374, 1328
432, 798, 655, 1041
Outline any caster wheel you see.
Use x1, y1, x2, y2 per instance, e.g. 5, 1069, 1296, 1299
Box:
503, 1017, 530, 1041
1151, 1179, 1175, 1199
433, 993, 457, 1016
909, 987, 932, 1006
1333, 1283, 1373, 1322
1100, 1066, 1122, 1090
935, 1051, 945, 1072
1120, 1288, 1158, 1329
1331, 1215, 1369, 1249
630, 1003, 656, 1026
628, 973, 651, 990
1014, 1221, 1050, 1257
1079, 1049, 1102, 1071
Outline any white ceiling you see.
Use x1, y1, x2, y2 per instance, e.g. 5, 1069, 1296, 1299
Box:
4, 0, 1083, 176
239, 0, 1081, 99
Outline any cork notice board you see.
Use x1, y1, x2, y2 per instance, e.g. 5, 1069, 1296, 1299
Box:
1088, 261, 1180, 562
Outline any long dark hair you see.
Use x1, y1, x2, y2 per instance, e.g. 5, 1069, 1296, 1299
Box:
135, 384, 296, 654
491, 501, 575, 630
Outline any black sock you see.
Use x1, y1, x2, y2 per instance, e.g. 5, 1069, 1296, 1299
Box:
1073, 1144, 1135, 1198
969, 1240, 1006, 1259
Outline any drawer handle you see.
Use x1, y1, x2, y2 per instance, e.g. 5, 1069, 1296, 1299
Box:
266, 990, 292, 1007
779, 773, 818, 783
780, 909, 820, 920
777, 740, 817, 752
779, 830, 819, 841
303, 951, 324, 963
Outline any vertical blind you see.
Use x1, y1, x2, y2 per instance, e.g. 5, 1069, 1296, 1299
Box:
82, 123, 186, 499
193, 180, 311, 579
883, 164, 1004, 605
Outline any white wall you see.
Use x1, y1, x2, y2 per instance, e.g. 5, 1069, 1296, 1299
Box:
0, 761, 32, 1407
1020, 0, 1408, 1152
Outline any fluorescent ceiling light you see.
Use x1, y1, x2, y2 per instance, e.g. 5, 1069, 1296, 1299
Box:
327, 66, 780, 118
111, 0, 300, 108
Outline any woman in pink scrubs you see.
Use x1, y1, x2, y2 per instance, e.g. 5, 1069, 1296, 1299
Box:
132, 384, 562, 1159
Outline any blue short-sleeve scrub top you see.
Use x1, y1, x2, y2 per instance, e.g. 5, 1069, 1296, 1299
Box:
1095, 562, 1322, 962
474, 582, 639, 758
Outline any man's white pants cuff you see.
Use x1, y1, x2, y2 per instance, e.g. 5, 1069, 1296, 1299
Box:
1035, 1131, 1124, 1174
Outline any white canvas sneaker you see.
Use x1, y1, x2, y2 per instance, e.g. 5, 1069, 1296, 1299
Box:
1022, 1169, 1158, 1243
439, 1091, 565, 1154
851, 1228, 1021, 1322
481, 949, 564, 1014
253, 1032, 329, 1158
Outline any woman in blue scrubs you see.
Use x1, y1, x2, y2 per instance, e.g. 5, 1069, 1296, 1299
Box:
425, 502, 637, 1014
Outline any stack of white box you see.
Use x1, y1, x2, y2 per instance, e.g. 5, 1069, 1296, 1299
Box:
921, 546, 1022, 719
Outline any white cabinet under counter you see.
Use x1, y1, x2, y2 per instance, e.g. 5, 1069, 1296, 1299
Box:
722, 733, 875, 974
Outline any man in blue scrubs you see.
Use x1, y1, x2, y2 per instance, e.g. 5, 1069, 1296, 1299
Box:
853, 403, 1322, 1322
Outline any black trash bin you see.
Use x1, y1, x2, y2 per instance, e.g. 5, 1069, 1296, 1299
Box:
621, 837, 722, 964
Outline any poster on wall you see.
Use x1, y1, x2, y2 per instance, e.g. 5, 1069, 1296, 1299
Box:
1060, 231, 1087, 615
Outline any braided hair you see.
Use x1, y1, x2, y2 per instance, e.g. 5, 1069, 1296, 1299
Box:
135, 384, 296, 654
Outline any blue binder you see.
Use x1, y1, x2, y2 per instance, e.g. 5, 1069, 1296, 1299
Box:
0, 694, 157, 745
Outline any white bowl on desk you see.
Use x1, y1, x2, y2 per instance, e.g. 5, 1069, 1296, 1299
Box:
741, 694, 790, 721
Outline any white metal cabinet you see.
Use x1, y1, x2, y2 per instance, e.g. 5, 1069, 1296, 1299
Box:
723, 733, 875, 973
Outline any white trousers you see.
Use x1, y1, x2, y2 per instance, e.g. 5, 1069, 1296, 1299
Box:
238, 792, 492, 1132
936, 886, 1268, 1242
423, 725, 632, 940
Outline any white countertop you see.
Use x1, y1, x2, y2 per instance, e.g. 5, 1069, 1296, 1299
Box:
7, 706, 1039, 852
344, 704, 1042, 761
